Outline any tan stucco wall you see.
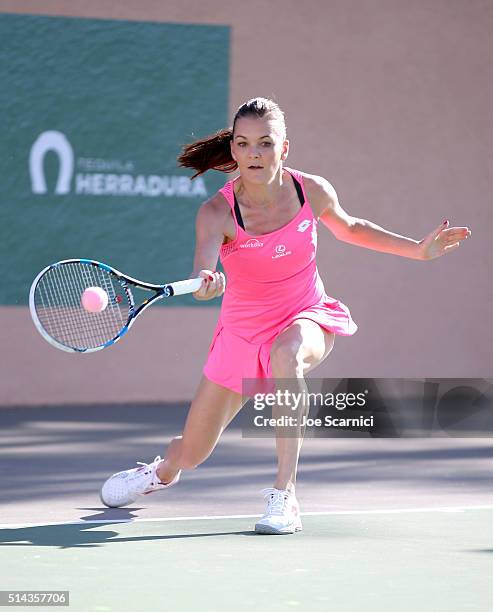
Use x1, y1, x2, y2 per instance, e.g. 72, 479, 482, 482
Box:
1, 1, 491, 405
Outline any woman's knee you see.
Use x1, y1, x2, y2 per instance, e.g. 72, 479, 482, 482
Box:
270, 322, 335, 377
270, 339, 305, 377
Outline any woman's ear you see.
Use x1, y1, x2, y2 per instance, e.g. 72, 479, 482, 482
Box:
281, 139, 289, 161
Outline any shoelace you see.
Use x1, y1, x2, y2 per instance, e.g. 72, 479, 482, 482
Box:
260, 487, 293, 515
135, 456, 162, 482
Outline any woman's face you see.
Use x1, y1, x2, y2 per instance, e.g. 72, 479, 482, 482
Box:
230, 115, 289, 183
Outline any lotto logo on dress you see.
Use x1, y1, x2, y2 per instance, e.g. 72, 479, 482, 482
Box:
272, 244, 292, 259
297, 220, 311, 232
240, 239, 264, 249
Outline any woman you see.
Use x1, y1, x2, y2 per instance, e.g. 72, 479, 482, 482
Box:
100, 97, 471, 535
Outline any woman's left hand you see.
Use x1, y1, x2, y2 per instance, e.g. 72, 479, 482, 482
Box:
418, 220, 471, 261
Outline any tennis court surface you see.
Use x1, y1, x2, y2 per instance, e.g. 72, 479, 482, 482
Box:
1, 403, 493, 611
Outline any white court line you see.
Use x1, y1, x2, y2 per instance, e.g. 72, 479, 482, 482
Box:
1, 505, 493, 529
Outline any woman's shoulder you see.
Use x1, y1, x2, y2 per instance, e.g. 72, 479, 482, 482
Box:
195, 187, 236, 240
198, 190, 231, 219
289, 168, 332, 190
289, 169, 337, 217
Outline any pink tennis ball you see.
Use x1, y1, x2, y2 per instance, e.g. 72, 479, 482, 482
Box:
81, 287, 109, 313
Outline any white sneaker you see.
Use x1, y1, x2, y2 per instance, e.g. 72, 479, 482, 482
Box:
100, 456, 181, 508
255, 487, 303, 535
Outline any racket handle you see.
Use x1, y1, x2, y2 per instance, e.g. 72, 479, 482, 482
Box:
166, 277, 203, 296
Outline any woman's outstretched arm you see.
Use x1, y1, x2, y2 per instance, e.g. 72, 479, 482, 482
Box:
305, 174, 471, 261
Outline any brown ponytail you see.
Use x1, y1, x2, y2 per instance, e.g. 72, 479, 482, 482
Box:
177, 97, 286, 180
177, 128, 236, 180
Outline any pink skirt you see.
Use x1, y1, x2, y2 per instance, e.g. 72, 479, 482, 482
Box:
203, 296, 357, 395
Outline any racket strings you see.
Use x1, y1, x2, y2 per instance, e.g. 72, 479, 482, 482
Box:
70, 263, 122, 342
39, 265, 85, 349
33, 262, 130, 351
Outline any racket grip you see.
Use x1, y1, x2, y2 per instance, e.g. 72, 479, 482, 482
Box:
166, 277, 203, 296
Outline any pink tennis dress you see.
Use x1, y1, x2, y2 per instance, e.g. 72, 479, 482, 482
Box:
203, 167, 357, 394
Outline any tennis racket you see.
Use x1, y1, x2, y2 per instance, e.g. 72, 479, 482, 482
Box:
29, 258, 204, 353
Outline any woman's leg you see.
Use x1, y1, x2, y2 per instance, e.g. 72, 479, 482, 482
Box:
156, 375, 246, 483
269, 319, 335, 493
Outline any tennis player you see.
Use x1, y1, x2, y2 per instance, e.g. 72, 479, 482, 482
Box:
100, 97, 471, 534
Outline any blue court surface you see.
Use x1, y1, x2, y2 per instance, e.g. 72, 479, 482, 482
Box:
1, 404, 492, 611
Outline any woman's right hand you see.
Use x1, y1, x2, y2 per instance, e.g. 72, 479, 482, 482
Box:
193, 269, 226, 301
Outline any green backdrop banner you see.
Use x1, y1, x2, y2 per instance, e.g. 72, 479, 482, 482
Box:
0, 13, 230, 305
